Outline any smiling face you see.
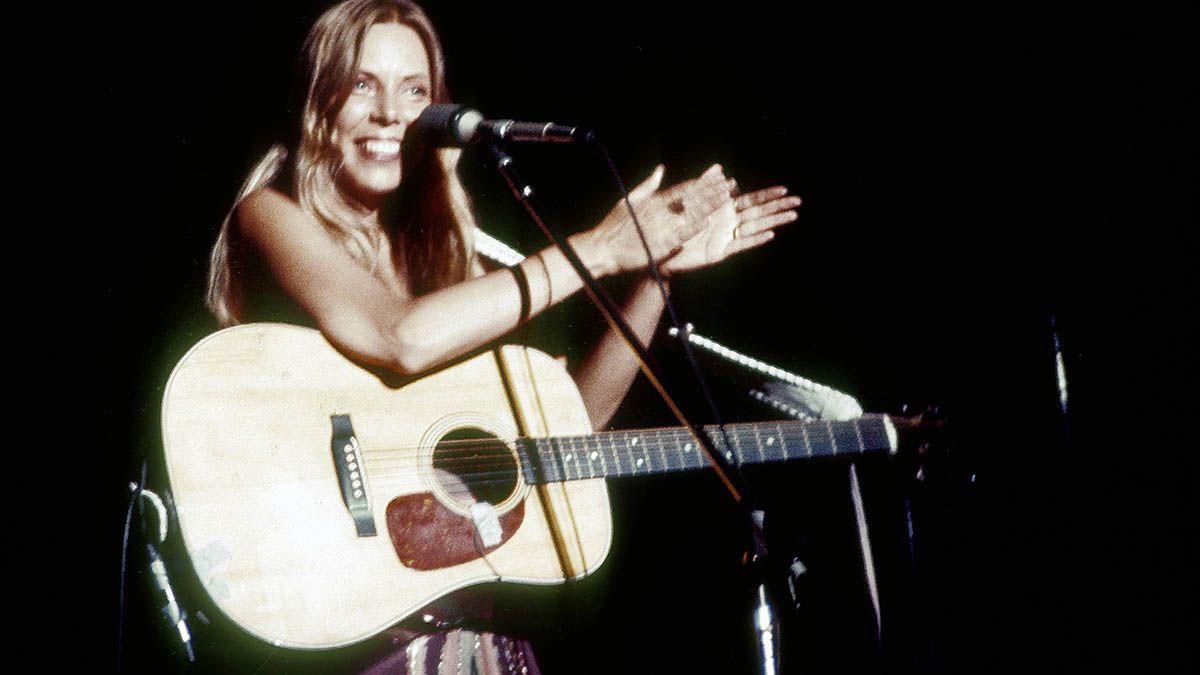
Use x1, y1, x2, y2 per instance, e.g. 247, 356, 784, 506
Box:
332, 22, 432, 211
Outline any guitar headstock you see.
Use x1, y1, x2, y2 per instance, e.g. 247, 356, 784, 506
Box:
889, 403, 956, 483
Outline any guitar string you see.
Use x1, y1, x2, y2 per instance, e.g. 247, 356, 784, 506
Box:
359, 429, 827, 466
350, 428, 861, 485
356, 420, 855, 457
355, 424, 858, 468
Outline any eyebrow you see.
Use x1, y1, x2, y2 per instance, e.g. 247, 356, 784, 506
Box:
352, 69, 431, 84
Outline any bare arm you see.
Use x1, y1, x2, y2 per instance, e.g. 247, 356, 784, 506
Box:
572, 275, 667, 429
571, 181, 802, 429
232, 165, 733, 376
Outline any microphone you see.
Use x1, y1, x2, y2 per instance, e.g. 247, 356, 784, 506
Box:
148, 541, 195, 662
410, 103, 592, 147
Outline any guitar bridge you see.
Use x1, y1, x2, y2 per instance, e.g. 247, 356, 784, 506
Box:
330, 414, 377, 537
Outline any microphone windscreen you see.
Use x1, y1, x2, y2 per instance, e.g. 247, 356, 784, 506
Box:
407, 104, 483, 148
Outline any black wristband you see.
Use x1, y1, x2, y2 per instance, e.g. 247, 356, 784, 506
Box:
508, 264, 530, 323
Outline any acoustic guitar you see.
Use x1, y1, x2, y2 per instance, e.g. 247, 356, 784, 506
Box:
161, 323, 897, 649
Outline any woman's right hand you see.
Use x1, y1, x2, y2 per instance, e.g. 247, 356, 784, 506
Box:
577, 164, 735, 276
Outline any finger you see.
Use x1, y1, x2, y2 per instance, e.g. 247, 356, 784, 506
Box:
725, 229, 776, 257
663, 164, 726, 200
736, 209, 799, 238
738, 194, 803, 224
628, 164, 666, 202
734, 186, 792, 211
680, 176, 736, 217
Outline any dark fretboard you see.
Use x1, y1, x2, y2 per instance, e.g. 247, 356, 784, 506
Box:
519, 414, 896, 485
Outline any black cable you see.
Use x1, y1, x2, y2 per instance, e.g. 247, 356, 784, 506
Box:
117, 458, 148, 672
591, 139, 740, 483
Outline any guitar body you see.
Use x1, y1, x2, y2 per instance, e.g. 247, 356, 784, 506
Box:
161, 323, 612, 649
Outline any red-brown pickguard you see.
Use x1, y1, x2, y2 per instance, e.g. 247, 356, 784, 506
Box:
386, 493, 525, 570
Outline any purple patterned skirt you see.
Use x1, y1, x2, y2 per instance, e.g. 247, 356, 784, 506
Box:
358, 629, 541, 675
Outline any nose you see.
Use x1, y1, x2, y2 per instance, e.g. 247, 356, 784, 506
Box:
371, 98, 402, 126
371, 93, 427, 131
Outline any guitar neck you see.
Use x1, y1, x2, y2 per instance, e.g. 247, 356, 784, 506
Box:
519, 414, 897, 485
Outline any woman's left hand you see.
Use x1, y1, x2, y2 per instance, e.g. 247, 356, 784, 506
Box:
659, 183, 801, 275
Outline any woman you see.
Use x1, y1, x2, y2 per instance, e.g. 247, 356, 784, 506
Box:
206, 0, 800, 670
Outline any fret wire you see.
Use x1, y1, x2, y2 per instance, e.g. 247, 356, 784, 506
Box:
564, 435, 575, 478
594, 433, 609, 478
518, 439, 530, 482
776, 421, 790, 461
628, 432, 638, 476
751, 423, 766, 465
577, 435, 594, 479
662, 427, 672, 470
536, 438, 548, 482
651, 430, 664, 471
573, 435, 584, 478
614, 429, 624, 473
603, 432, 616, 477
678, 429, 696, 470
567, 436, 579, 480
643, 427, 652, 470
589, 434, 600, 477
547, 437, 564, 482
613, 432, 629, 477
826, 420, 838, 456
833, 420, 862, 457
540, 439, 552, 480
852, 418, 866, 453
654, 430, 665, 470
800, 422, 812, 458
608, 432, 623, 476
669, 429, 681, 469
576, 432, 585, 475
552, 437, 564, 481
730, 427, 743, 466
575, 434, 587, 477
531, 439, 545, 483
655, 430, 670, 472
552, 438, 563, 482
668, 429, 681, 472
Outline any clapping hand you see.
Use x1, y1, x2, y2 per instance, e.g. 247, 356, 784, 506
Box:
659, 178, 800, 275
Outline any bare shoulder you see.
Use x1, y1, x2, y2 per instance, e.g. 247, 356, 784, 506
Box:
234, 187, 314, 238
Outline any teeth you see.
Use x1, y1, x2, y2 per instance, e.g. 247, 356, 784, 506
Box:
362, 139, 400, 156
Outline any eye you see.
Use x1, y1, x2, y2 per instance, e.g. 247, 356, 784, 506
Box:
350, 78, 376, 95
405, 84, 431, 99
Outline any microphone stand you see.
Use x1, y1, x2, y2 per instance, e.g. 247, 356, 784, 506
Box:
484, 143, 781, 675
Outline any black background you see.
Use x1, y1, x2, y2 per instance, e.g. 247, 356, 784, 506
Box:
95, 1, 1193, 672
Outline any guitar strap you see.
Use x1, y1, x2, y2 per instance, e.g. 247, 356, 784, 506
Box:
490, 346, 583, 580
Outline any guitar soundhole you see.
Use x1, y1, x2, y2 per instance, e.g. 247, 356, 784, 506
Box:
432, 428, 518, 507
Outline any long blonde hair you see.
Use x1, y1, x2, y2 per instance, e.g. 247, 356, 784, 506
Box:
207, 0, 477, 326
